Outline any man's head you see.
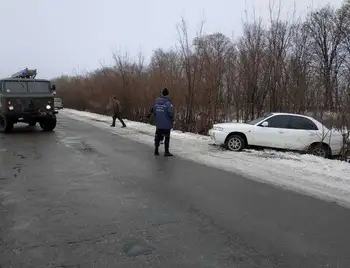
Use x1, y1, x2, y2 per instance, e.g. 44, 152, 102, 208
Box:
161, 88, 169, 97
112, 96, 117, 101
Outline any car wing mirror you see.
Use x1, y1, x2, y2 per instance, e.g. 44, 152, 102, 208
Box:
261, 121, 269, 127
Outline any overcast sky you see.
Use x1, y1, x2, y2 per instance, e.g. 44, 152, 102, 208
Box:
0, 0, 344, 79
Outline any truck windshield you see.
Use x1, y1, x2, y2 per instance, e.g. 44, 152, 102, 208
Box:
3, 81, 27, 93
4, 81, 51, 93
27, 81, 51, 93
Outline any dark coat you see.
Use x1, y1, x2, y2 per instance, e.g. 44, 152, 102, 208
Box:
152, 96, 174, 130
108, 98, 121, 116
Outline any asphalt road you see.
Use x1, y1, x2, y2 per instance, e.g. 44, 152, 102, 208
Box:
1, 114, 350, 268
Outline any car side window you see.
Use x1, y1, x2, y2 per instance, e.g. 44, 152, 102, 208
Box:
288, 116, 318, 130
263, 115, 291, 128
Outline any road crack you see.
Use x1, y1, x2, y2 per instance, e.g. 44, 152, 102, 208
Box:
11, 231, 120, 251
67, 231, 118, 245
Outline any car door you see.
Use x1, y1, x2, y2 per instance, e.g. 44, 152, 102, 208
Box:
283, 115, 319, 150
252, 115, 292, 148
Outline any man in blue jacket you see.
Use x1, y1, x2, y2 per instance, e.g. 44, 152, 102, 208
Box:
153, 88, 174, 156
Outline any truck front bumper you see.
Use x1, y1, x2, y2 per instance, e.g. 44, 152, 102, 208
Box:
6, 111, 57, 122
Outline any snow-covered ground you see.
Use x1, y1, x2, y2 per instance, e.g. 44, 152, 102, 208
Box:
60, 109, 350, 208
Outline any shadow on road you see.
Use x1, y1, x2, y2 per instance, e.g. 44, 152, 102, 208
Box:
0, 124, 55, 136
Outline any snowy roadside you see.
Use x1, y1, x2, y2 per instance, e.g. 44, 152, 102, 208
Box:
60, 109, 350, 208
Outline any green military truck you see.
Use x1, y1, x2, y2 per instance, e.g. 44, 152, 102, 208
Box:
0, 68, 58, 133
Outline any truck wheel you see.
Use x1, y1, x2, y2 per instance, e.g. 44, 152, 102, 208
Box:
40, 117, 57, 131
0, 115, 14, 133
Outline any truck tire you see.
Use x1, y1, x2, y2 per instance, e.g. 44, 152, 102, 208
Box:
40, 117, 57, 131
0, 115, 14, 133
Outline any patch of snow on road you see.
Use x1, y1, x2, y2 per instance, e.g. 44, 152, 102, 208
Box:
60, 109, 350, 208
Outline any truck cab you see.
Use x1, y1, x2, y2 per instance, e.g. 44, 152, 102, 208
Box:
0, 68, 58, 132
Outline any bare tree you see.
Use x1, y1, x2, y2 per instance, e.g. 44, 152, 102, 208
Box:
176, 18, 204, 131
304, 5, 348, 111
193, 32, 235, 128
237, 20, 269, 120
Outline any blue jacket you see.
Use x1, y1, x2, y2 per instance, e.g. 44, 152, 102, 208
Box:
153, 96, 174, 130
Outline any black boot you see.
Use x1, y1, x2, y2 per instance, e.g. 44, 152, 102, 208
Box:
154, 132, 161, 156
164, 151, 173, 157
111, 117, 116, 127
154, 147, 160, 156
164, 136, 173, 157
119, 118, 126, 128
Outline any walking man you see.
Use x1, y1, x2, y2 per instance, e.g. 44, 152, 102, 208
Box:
109, 96, 126, 128
153, 88, 174, 156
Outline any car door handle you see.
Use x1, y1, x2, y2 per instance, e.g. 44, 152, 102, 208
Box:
279, 131, 284, 134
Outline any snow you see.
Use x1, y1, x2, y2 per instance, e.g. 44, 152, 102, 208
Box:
60, 109, 350, 208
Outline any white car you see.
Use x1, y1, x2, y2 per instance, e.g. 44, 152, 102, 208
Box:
54, 98, 63, 110
208, 112, 344, 158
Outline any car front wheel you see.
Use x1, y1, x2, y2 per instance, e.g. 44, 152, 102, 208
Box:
225, 135, 245, 151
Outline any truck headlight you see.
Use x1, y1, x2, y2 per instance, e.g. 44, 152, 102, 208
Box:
46, 105, 51, 110
8, 106, 14, 111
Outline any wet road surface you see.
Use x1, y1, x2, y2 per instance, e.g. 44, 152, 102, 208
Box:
1, 114, 350, 268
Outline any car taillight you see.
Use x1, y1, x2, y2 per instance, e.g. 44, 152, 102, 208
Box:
7, 101, 11, 105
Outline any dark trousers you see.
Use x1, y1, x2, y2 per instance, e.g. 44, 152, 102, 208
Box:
112, 115, 126, 127
155, 129, 170, 151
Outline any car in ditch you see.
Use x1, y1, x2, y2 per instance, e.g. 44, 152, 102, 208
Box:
0, 68, 58, 133
54, 97, 63, 110
208, 112, 344, 158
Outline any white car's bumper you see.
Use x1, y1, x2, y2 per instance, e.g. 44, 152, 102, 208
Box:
329, 137, 345, 156
208, 129, 227, 144
330, 144, 343, 156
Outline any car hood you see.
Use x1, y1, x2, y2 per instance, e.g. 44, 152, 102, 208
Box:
213, 122, 253, 130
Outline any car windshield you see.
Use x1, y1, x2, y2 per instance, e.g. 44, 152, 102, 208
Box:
3, 81, 51, 93
246, 113, 273, 125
